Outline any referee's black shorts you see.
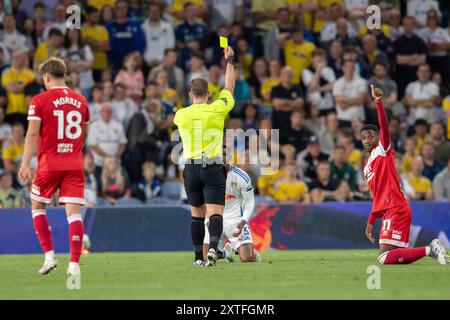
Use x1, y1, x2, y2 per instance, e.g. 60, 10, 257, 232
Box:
183, 163, 226, 207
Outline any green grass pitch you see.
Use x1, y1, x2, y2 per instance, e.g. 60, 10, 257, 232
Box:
1, 250, 449, 299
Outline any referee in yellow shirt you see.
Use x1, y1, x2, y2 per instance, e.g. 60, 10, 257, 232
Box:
174, 47, 235, 267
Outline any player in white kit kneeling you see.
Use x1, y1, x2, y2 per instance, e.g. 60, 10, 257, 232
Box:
203, 163, 261, 263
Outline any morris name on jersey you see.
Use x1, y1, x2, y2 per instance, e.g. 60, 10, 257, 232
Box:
53, 96, 82, 109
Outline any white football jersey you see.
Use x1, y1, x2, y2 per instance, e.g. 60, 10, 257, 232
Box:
224, 166, 255, 221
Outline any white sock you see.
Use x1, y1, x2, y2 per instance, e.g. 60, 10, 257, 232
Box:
45, 250, 55, 261
426, 246, 431, 256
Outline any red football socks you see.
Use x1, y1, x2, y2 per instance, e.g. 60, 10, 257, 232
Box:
67, 214, 84, 263
32, 209, 54, 253
379, 247, 427, 264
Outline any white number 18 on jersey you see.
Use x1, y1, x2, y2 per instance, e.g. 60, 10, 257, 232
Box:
53, 110, 83, 140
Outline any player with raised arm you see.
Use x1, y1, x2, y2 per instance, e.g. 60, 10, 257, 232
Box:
362, 85, 448, 265
203, 147, 261, 263
18, 57, 90, 276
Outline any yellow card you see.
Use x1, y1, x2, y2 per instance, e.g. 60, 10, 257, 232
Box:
219, 36, 228, 48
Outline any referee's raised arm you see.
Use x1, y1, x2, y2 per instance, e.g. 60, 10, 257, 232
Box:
174, 47, 236, 267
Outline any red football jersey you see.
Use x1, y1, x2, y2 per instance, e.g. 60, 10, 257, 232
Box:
363, 142, 408, 215
27, 86, 90, 171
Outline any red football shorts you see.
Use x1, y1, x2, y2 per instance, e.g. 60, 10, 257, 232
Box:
30, 170, 85, 205
379, 206, 412, 248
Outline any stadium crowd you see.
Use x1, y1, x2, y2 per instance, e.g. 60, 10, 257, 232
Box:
0, 0, 450, 208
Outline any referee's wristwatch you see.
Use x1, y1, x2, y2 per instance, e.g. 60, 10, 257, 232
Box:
225, 55, 235, 66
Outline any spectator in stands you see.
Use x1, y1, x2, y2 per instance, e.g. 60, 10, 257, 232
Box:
248, 58, 268, 106
208, 0, 243, 32
367, 60, 398, 121
114, 52, 145, 101
242, 103, 258, 131
318, 112, 339, 155
42, 3, 67, 40
236, 38, 254, 81
260, 59, 281, 114
132, 161, 162, 203
279, 27, 316, 85
0, 14, 30, 54
24, 67, 46, 107
407, 0, 441, 28
33, 2, 51, 39
82, 6, 111, 82
0, 108, 11, 152
332, 60, 367, 127
393, 16, 428, 98
233, 64, 251, 114
320, 3, 356, 44
309, 161, 341, 203
106, 0, 145, 72
264, 7, 293, 63
403, 156, 433, 201
388, 9, 403, 40
148, 49, 185, 101
88, 84, 105, 122
251, 0, 285, 58
100, 155, 132, 205
59, 29, 95, 99
337, 129, 362, 168
412, 119, 430, 154
88, 103, 128, 170
389, 116, 406, 154
33, 27, 64, 66
111, 83, 138, 129
401, 137, 418, 174
128, 0, 146, 23
154, 69, 181, 109
126, 100, 164, 181
302, 48, 336, 116
334, 18, 360, 47
0, 171, 20, 208
418, 9, 450, 88
330, 145, 357, 190
273, 161, 310, 204
271, 66, 305, 130
433, 158, 450, 201
429, 122, 450, 163
422, 142, 445, 181
100, 5, 114, 25
84, 152, 99, 207
186, 52, 208, 85
2, 122, 24, 174
207, 65, 223, 101
175, 2, 207, 70
404, 64, 439, 125
2, 50, 35, 125
298, 135, 329, 182
141, 2, 175, 69
170, 0, 208, 24
280, 110, 313, 154
361, 34, 388, 72
327, 40, 343, 78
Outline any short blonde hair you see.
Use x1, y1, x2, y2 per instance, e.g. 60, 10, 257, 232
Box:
39, 57, 67, 79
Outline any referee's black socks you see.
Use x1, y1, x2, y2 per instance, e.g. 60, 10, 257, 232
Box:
208, 214, 223, 251
191, 216, 205, 261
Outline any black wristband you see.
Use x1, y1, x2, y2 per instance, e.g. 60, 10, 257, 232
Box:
225, 56, 235, 66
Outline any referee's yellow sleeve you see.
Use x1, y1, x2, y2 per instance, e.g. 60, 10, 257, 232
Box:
211, 89, 235, 114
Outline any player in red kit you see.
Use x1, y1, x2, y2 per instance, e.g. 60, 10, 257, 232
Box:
362, 85, 448, 265
18, 57, 90, 276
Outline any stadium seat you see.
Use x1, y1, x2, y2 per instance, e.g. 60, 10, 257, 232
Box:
146, 197, 178, 205
160, 181, 182, 200
115, 197, 144, 206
